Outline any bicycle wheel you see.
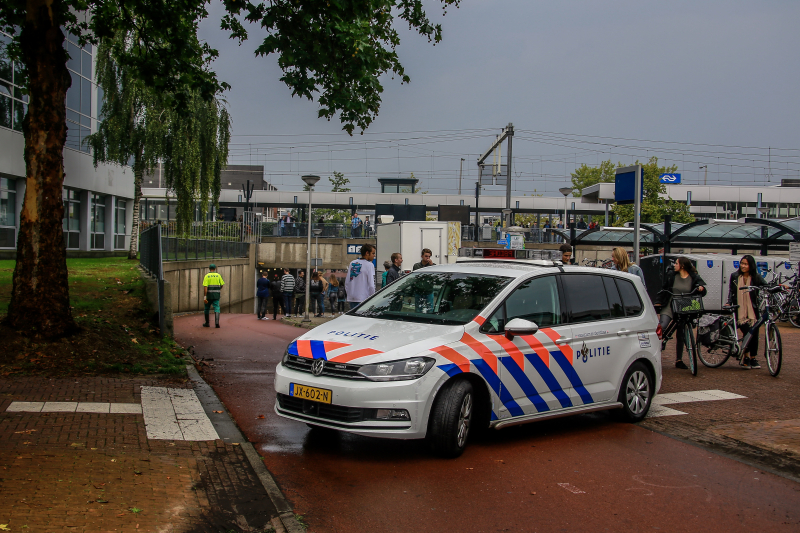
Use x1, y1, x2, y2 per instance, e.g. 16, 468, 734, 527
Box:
696, 327, 730, 368
788, 297, 800, 328
768, 293, 782, 323
684, 323, 698, 376
764, 323, 782, 377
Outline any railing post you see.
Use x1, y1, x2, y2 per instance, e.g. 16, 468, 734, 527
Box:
156, 226, 165, 338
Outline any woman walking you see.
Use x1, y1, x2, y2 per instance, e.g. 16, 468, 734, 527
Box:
726, 255, 765, 369
327, 275, 340, 316
657, 257, 707, 369
611, 247, 646, 284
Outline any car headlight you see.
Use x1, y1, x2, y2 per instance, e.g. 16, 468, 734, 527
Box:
282, 347, 290, 365
357, 357, 436, 381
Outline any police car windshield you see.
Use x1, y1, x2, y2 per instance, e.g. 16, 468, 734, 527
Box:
353, 272, 512, 325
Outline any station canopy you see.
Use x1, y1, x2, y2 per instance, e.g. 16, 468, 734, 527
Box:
553, 218, 800, 253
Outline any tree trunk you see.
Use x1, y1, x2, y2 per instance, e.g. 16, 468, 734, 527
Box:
4, 2, 76, 337
128, 147, 144, 260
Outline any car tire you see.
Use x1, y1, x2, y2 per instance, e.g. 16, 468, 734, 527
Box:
615, 361, 653, 423
427, 379, 474, 458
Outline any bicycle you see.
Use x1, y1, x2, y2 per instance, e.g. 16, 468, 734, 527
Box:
582, 258, 599, 267
658, 289, 704, 376
695, 284, 783, 376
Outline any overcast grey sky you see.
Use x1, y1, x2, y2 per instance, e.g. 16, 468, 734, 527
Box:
198, 0, 800, 196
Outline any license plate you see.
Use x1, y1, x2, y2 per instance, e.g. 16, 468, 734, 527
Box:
290, 383, 332, 404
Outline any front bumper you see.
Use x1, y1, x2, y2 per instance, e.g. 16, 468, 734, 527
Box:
274, 362, 440, 439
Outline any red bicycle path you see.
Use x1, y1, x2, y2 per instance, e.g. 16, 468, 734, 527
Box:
176, 313, 800, 533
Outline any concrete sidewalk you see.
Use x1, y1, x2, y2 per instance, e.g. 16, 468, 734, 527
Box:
0, 374, 284, 532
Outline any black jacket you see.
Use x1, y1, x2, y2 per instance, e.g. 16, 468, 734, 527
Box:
657, 270, 708, 307
386, 264, 402, 285
726, 271, 765, 309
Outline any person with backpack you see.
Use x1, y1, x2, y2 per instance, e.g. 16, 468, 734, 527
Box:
256, 271, 270, 320
294, 270, 307, 317
327, 275, 340, 316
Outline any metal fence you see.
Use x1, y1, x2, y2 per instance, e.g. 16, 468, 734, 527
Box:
142, 219, 260, 243
160, 237, 249, 262
258, 222, 375, 239
460, 226, 565, 244
139, 225, 162, 278
138, 226, 166, 336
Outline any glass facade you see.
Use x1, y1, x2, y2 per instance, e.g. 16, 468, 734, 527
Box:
62, 188, 81, 249
90, 193, 105, 249
114, 198, 126, 249
65, 32, 94, 153
0, 177, 16, 248
0, 31, 28, 132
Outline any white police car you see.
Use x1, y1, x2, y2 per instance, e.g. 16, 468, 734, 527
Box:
274, 259, 661, 457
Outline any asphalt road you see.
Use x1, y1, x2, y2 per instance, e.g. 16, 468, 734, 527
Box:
176, 313, 800, 533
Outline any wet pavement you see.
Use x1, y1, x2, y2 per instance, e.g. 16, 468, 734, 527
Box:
176, 313, 800, 532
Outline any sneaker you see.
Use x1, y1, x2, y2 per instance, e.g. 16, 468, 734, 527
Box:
202, 323, 210, 328
264, 317, 270, 320
749, 358, 761, 369
742, 356, 751, 368
675, 360, 688, 370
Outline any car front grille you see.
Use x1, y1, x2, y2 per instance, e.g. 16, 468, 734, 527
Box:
277, 393, 369, 423
282, 355, 365, 380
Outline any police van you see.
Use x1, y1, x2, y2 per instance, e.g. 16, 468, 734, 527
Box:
274, 256, 661, 457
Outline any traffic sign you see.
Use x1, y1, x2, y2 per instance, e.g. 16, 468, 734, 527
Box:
659, 173, 681, 184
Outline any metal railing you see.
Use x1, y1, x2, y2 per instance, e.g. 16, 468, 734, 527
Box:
138, 226, 166, 336
460, 226, 566, 243
160, 236, 249, 262
142, 219, 260, 243
259, 222, 376, 239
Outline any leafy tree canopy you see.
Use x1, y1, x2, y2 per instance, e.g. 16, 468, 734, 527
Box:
222, 0, 460, 133
570, 160, 617, 197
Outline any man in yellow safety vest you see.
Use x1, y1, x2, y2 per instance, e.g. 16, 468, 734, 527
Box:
203, 264, 225, 328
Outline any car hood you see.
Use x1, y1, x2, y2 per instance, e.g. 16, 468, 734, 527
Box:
289, 314, 465, 364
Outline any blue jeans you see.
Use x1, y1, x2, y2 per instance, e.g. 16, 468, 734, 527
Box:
349, 301, 362, 311
311, 293, 324, 315
282, 292, 293, 315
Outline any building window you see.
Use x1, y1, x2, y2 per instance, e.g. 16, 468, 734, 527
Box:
0, 177, 16, 248
0, 32, 28, 133
91, 193, 105, 249
115, 198, 126, 249
64, 31, 94, 153
62, 188, 80, 249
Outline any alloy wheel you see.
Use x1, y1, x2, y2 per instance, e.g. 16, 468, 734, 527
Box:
625, 370, 650, 416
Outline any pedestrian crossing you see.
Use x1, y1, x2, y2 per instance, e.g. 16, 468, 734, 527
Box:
647, 389, 747, 418
4, 386, 219, 441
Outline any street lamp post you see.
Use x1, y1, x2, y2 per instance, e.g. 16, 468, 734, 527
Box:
301, 175, 320, 323
558, 187, 572, 242
699, 165, 708, 186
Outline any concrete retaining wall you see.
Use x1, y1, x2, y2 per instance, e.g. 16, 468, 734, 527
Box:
162, 244, 257, 315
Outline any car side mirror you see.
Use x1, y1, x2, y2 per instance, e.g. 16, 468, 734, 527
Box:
505, 318, 539, 340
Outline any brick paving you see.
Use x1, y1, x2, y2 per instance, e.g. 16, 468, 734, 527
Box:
643, 323, 800, 479
0, 376, 277, 532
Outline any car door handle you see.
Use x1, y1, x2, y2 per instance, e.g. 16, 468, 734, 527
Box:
557, 337, 572, 344
617, 329, 630, 336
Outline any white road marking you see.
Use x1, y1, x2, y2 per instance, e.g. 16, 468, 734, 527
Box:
5, 388, 218, 442
647, 389, 747, 418
6, 401, 142, 414
557, 483, 586, 494
141, 386, 219, 441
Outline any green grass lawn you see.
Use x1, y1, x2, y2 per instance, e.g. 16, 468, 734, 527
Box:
0, 257, 187, 377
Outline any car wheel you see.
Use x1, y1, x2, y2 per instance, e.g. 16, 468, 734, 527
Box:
616, 362, 653, 422
427, 379, 474, 458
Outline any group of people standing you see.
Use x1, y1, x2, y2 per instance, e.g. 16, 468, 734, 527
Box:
255, 268, 349, 320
